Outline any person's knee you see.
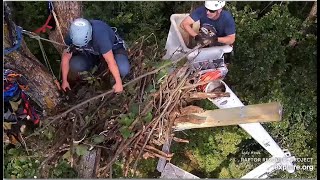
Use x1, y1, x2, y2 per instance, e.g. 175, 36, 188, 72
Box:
114, 54, 130, 77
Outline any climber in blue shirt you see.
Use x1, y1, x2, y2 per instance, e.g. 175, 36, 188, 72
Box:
181, 1, 236, 46
61, 18, 130, 93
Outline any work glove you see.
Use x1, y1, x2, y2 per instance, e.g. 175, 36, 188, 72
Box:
67, 44, 77, 54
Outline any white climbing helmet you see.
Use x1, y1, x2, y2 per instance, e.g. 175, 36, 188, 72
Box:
205, 1, 226, 11
70, 18, 92, 47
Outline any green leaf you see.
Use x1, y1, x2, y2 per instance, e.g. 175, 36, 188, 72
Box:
19, 157, 26, 163
145, 84, 154, 93
144, 112, 153, 123
75, 145, 88, 156
119, 116, 133, 126
129, 103, 139, 117
62, 150, 71, 160
119, 127, 133, 139
45, 130, 53, 140
93, 135, 105, 144
8, 148, 17, 155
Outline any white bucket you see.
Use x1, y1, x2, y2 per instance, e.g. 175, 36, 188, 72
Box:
163, 14, 233, 62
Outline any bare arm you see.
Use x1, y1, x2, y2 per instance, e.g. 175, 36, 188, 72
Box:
61, 50, 72, 83
181, 16, 236, 45
180, 16, 198, 37
102, 50, 123, 92
218, 34, 235, 45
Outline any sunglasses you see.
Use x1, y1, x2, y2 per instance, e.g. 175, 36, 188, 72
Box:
206, 8, 218, 13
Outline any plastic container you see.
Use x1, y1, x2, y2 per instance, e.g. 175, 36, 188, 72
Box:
163, 14, 233, 62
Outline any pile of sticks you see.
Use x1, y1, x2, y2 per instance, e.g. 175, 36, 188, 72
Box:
28, 34, 229, 178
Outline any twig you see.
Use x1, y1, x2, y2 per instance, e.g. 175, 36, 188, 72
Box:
132, 71, 190, 174
98, 132, 141, 176
73, 134, 86, 144
82, 142, 111, 150
70, 116, 77, 167
173, 137, 189, 143
137, 143, 174, 158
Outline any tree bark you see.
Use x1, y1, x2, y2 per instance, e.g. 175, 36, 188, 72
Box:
4, 24, 61, 112
48, 1, 83, 54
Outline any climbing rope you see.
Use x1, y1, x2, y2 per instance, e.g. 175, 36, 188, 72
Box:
22, 29, 67, 47
36, 37, 55, 78
34, 33, 62, 90
48, 1, 65, 45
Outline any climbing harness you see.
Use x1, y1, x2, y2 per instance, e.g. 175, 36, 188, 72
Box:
112, 27, 128, 50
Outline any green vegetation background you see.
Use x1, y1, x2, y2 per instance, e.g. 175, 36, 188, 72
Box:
4, 1, 317, 179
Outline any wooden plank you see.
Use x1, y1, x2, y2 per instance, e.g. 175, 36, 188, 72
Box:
174, 102, 282, 131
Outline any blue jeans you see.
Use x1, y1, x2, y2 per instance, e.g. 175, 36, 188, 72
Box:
69, 51, 130, 79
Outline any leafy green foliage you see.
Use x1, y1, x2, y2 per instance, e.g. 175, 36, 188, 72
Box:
119, 126, 134, 139
227, 3, 317, 179
75, 144, 89, 156
92, 134, 106, 144
4, 147, 40, 178
49, 160, 78, 178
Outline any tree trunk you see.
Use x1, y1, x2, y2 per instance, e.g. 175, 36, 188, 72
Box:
4, 24, 61, 112
48, 1, 83, 54
3, 1, 82, 114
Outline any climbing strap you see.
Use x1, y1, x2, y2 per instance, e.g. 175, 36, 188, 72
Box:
34, 14, 53, 34
111, 27, 128, 50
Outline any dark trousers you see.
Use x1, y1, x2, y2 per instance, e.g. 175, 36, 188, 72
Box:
68, 49, 130, 81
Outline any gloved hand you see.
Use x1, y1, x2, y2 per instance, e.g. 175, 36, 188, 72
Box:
67, 44, 77, 54
209, 35, 218, 44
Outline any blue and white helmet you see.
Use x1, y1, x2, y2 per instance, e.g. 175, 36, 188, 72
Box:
70, 18, 93, 47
